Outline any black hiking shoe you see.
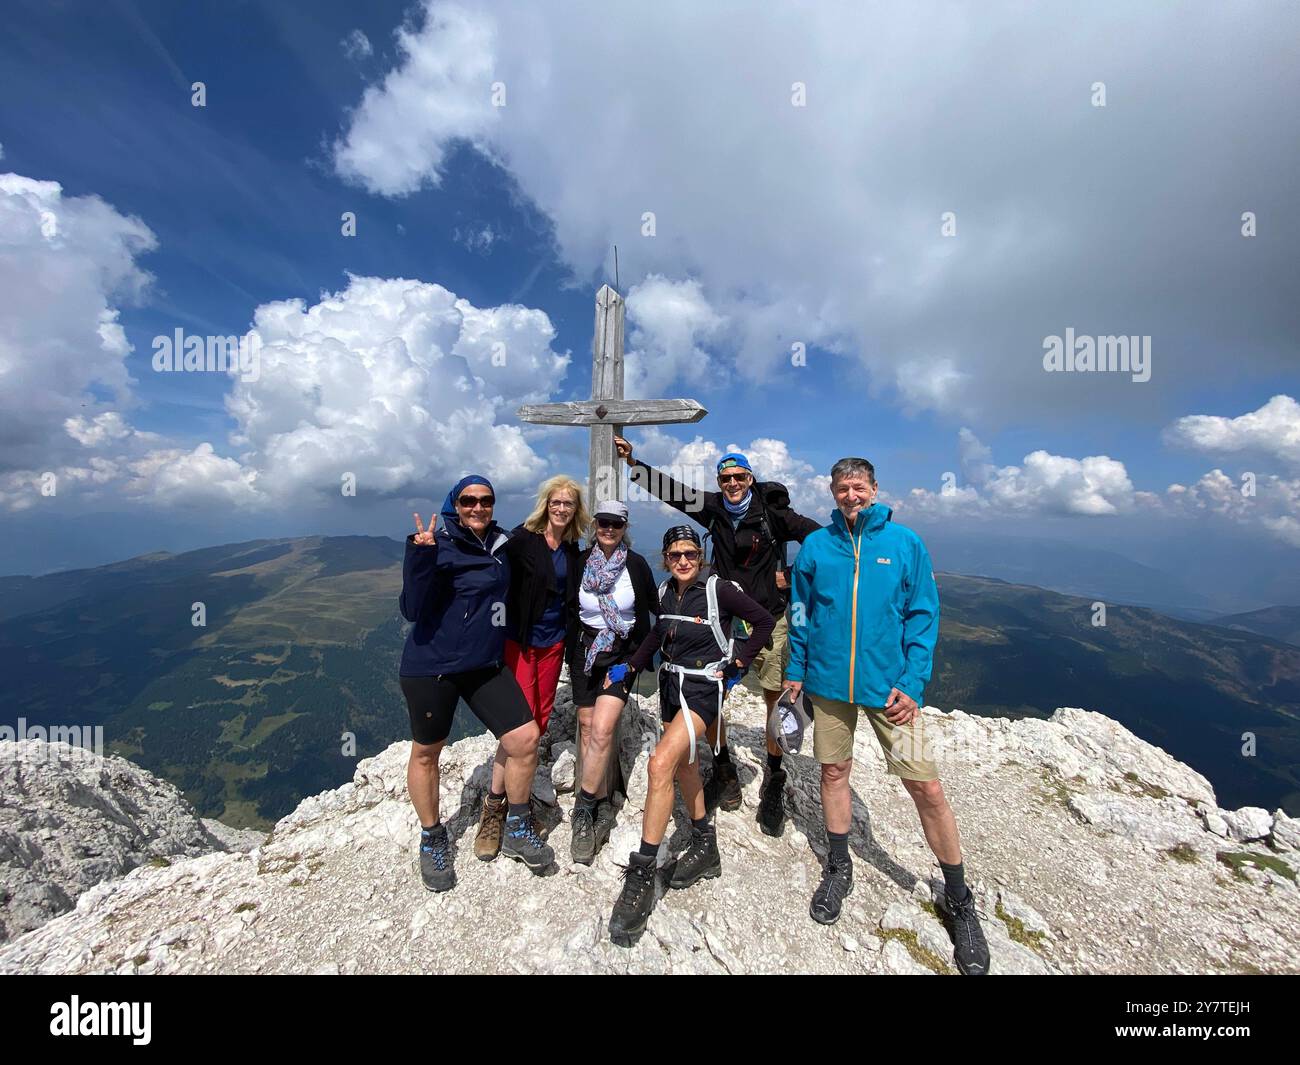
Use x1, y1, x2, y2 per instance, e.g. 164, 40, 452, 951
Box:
941, 888, 991, 975
667, 823, 721, 889
593, 798, 617, 852
501, 814, 554, 871
758, 767, 787, 836
714, 758, 742, 812
418, 826, 455, 893
609, 852, 658, 946
809, 855, 853, 924
570, 804, 597, 865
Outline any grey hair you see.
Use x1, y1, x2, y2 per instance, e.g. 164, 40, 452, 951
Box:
830, 457, 876, 485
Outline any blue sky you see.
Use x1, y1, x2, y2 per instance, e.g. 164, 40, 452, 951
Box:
1, 1, 1297, 609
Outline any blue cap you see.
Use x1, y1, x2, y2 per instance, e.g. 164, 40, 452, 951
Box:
717, 452, 752, 475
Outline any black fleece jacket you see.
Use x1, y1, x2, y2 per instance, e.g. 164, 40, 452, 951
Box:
504, 525, 580, 647
626, 457, 821, 616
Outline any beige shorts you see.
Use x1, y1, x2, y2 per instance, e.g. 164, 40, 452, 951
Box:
810, 695, 938, 780
747, 613, 789, 692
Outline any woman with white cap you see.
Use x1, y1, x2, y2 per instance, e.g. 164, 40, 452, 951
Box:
564, 499, 659, 865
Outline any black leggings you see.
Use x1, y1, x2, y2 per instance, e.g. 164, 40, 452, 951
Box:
400, 666, 533, 746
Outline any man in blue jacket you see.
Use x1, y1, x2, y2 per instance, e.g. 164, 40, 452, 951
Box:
785, 457, 990, 975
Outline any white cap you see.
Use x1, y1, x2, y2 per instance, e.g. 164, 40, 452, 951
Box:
593, 499, 629, 521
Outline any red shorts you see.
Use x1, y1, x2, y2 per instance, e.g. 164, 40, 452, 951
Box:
504, 638, 566, 733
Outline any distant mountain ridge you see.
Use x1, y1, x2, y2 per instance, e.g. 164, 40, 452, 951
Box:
1, 535, 1296, 828
1209, 606, 1300, 648
918, 531, 1222, 617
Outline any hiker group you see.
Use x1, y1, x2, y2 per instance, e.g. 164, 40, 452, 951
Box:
397, 437, 991, 974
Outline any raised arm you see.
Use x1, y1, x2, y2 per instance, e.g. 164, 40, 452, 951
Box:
615, 434, 717, 527
399, 512, 441, 622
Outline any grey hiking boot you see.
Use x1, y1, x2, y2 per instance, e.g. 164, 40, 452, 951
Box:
667, 823, 721, 889
714, 759, 742, 812
609, 852, 658, 946
758, 767, 787, 836
417, 826, 455, 893
940, 888, 991, 975
809, 855, 853, 924
529, 796, 554, 841
501, 813, 554, 871
570, 804, 597, 865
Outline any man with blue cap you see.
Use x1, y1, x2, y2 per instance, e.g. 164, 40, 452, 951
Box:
615, 435, 821, 835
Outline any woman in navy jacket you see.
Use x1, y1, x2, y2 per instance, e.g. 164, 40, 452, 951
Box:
399, 474, 553, 893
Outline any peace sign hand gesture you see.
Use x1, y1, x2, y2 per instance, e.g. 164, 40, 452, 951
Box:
412, 513, 437, 547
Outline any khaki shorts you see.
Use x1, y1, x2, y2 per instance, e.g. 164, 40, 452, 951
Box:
747, 613, 789, 692
810, 695, 938, 780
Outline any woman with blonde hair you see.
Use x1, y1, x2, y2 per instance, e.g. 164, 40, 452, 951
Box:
473, 475, 590, 861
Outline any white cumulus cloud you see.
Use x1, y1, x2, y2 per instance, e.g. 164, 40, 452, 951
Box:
902, 430, 1137, 518
0, 172, 156, 478
341, 29, 373, 61
1165, 395, 1300, 467
218, 274, 569, 504
331, 0, 1300, 419
625, 276, 726, 398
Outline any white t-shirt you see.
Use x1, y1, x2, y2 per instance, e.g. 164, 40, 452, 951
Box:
579, 567, 636, 628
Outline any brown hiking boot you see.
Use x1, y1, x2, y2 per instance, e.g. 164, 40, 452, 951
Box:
474, 794, 507, 861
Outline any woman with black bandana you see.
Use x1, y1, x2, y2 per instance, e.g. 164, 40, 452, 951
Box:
398, 474, 554, 893
602, 525, 774, 946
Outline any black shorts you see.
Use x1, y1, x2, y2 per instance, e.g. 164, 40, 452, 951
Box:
657, 670, 723, 730
569, 631, 634, 708
400, 665, 533, 746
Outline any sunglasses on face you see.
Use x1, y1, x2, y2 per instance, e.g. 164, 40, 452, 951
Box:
667, 550, 701, 563
596, 517, 626, 529
458, 494, 495, 509
718, 472, 749, 484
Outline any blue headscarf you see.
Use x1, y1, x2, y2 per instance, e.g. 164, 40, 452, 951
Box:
440, 474, 495, 523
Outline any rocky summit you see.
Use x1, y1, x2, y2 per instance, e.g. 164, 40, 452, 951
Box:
0, 740, 265, 943
1, 683, 1297, 975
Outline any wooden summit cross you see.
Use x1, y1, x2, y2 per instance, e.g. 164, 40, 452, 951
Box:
517, 284, 708, 804
517, 284, 707, 505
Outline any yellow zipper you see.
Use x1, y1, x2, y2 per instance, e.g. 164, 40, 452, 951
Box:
848, 516, 862, 701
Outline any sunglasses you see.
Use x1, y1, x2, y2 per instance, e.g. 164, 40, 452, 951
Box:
718, 472, 749, 484
596, 517, 627, 529
667, 550, 701, 563
458, 494, 495, 509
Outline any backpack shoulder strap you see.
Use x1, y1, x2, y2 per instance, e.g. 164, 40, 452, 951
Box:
704, 575, 733, 657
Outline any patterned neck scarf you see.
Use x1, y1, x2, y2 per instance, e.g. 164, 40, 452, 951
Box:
581, 541, 631, 673
722, 489, 752, 519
